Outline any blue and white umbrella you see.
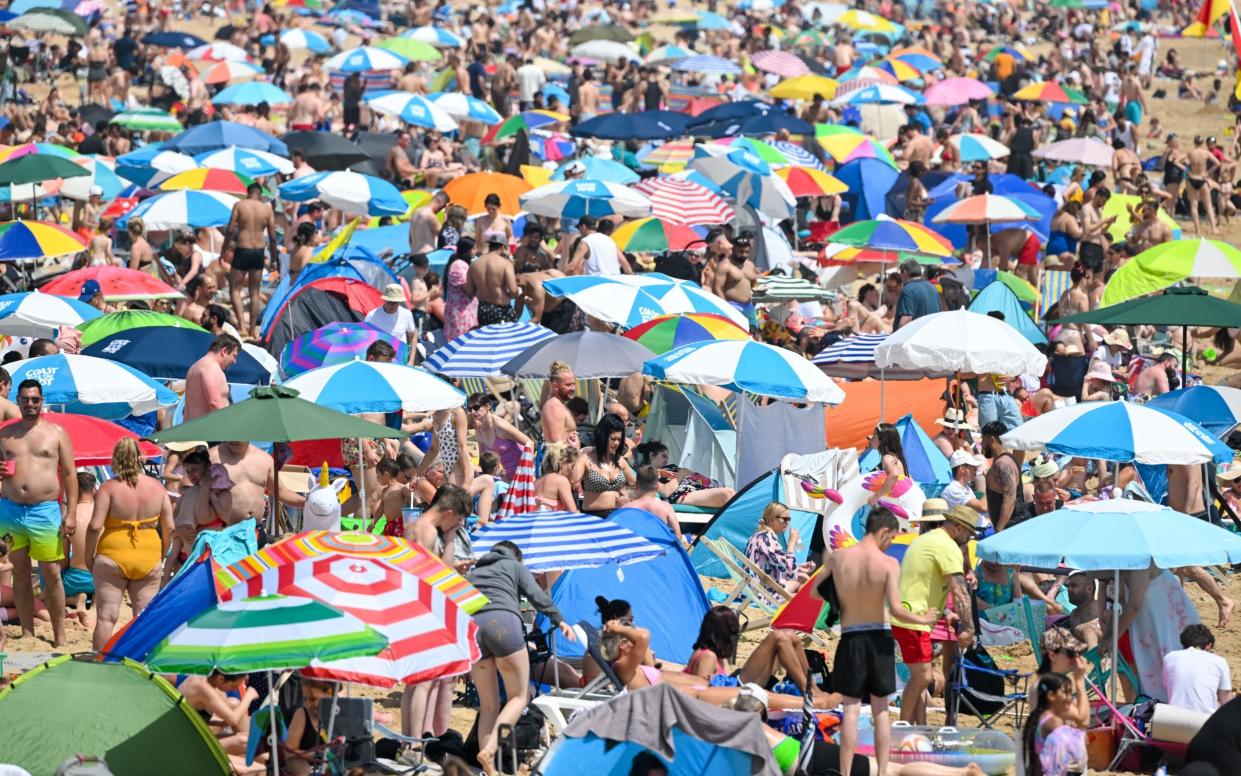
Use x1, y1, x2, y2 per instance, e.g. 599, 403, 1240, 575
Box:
520, 179, 651, 219
117, 190, 239, 230
643, 339, 845, 404
1002, 400, 1233, 464
280, 28, 332, 54
550, 156, 639, 184
8, 354, 178, 419
1148, 385, 1241, 438
327, 46, 407, 73
424, 322, 556, 378
542, 274, 749, 329
769, 140, 827, 170
812, 332, 950, 380
471, 511, 665, 572
670, 55, 742, 75
323, 7, 380, 27
279, 171, 407, 217
403, 25, 465, 48
831, 83, 924, 105
427, 91, 502, 125
58, 156, 129, 202
364, 91, 458, 132
0, 290, 100, 338
194, 146, 294, 177
950, 133, 1009, 163
212, 81, 294, 106
689, 146, 796, 221
114, 148, 197, 188
282, 360, 464, 414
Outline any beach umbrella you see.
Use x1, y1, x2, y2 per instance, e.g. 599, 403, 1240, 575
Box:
769, 74, 839, 101
949, 133, 1009, 162
1002, 400, 1232, 464
193, 146, 293, 176
114, 148, 198, 187
924, 76, 993, 106
187, 41, 251, 62
220, 549, 481, 687
43, 266, 182, 301
377, 36, 442, 62
1148, 385, 1241, 437
211, 81, 293, 106
752, 49, 811, 77
403, 25, 464, 48
768, 140, 827, 170
834, 158, 902, 222
1101, 194, 1179, 244
472, 511, 665, 572
774, 166, 846, 197
706, 137, 796, 166
279, 130, 371, 171
689, 146, 796, 220
670, 55, 742, 75
502, 331, 657, 379
875, 57, 922, 81
82, 328, 272, 383
143, 31, 208, 49
1032, 137, 1114, 167
323, 7, 379, 27
622, 313, 747, 355
0, 220, 86, 261
0, 142, 79, 163
837, 8, 896, 32
481, 110, 570, 144
572, 111, 691, 141
541, 274, 749, 329
982, 44, 1031, 62
690, 111, 815, 138
520, 179, 652, 219
753, 275, 835, 302
568, 24, 634, 45
875, 308, 1048, 376
644, 339, 846, 403
1012, 81, 1087, 104
932, 194, 1040, 265
423, 321, 556, 378
569, 39, 639, 62
165, 121, 287, 155
0, 412, 159, 464
117, 190, 239, 230
443, 171, 531, 215
640, 139, 696, 168
11, 7, 87, 34
830, 216, 955, 259
631, 176, 736, 225
110, 108, 182, 132
610, 218, 704, 252
815, 124, 898, 167
831, 83, 923, 106
835, 65, 901, 91
77, 309, 206, 347
328, 45, 407, 72
0, 154, 89, 188
0, 290, 99, 337
1101, 239, 1241, 305
550, 157, 639, 184
159, 167, 254, 195
889, 46, 943, 71
645, 44, 701, 64
692, 9, 733, 29
279, 170, 407, 216
279, 28, 331, 53
6, 353, 178, 418
426, 91, 500, 124
201, 60, 263, 84
813, 332, 950, 380
281, 321, 409, 376
363, 91, 458, 132
57, 156, 128, 202
282, 360, 465, 414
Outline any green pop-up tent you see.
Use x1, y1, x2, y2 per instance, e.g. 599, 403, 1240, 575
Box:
0, 655, 229, 774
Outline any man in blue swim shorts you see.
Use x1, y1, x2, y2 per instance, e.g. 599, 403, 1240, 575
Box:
712, 232, 761, 331
0, 380, 78, 646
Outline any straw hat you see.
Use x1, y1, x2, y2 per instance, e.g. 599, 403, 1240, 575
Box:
381, 283, 405, 303
912, 498, 948, 523
486, 375, 516, 395
1103, 329, 1132, 349
936, 407, 976, 430
1218, 460, 1241, 483
1086, 361, 1116, 383
943, 505, 983, 532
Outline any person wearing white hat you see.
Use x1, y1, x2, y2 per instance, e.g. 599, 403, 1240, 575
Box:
364, 284, 417, 364
1081, 360, 1117, 402
942, 449, 988, 514
932, 407, 976, 459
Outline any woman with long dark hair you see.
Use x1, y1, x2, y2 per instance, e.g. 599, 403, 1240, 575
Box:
868, 422, 910, 506
1021, 673, 1088, 776
571, 413, 636, 513
442, 236, 478, 341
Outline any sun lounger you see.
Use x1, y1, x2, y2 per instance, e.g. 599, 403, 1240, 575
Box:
700, 536, 792, 631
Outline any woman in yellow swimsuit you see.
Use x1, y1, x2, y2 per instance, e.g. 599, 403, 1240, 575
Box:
86, 438, 174, 651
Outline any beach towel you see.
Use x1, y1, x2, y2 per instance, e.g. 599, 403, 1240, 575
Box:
177, 518, 259, 578
1039, 270, 1073, 321
1129, 569, 1201, 702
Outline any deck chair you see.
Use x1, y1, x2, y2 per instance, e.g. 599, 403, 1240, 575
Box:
945, 646, 1032, 730
1089, 681, 1187, 771
700, 536, 793, 631
1084, 645, 1142, 701
529, 621, 623, 735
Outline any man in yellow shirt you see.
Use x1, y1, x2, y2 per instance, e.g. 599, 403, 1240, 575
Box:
893, 505, 979, 724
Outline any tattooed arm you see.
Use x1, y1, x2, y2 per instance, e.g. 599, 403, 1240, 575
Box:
947, 572, 974, 649
990, 456, 1019, 531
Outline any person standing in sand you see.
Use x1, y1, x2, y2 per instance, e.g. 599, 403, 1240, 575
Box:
198, 441, 305, 529
541, 362, 579, 446
409, 190, 447, 257
0, 379, 77, 647
184, 334, 239, 422
711, 233, 759, 331
218, 183, 279, 339
470, 234, 520, 325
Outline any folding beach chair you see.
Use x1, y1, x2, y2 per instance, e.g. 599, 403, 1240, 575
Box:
529, 620, 624, 735
945, 645, 1032, 730
700, 536, 793, 631
1089, 680, 1187, 772
1084, 645, 1142, 702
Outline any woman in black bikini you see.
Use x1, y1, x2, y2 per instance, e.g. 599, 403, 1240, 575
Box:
572, 413, 636, 513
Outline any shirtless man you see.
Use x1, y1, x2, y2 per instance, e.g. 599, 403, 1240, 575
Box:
1078, 187, 1116, 275
109, 66, 130, 106
1134, 351, 1178, 396
397, 62, 425, 94
1187, 136, 1221, 235
386, 131, 419, 186
86, 32, 110, 103
541, 362, 578, 446
833, 36, 854, 75
218, 183, 278, 338
198, 441, 305, 529
621, 465, 681, 541
470, 234, 519, 325
578, 68, 600, 120
816, 507, 939, 776
288, 83, 324, 131
1112, 140, 1142, 190
1127, 200, 1173, 253
167, 449, 209, 581
176, 275, 218, 328
711, 233, 758, 331
0, 380, 77, 646
409, 191, 447, 256
982, 421, 1024, 531
903, 123, 934, 166
179, 672, 259, 765
184, 334, 239, 421
1065, 572, 1103, 649
0, 368, 22, 421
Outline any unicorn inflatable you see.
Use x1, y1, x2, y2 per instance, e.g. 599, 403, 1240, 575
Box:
303, 464, 347, 532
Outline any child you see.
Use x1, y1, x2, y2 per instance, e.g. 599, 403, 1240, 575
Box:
468, 451, 509, 526
63, 470, 97, 628
1022, 672, 1089, 776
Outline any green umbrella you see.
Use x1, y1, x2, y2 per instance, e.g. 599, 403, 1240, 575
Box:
111, 108, 184, 133
78, 309, 208, 347
1054, 286, 1241, 381
1101, 239, 1241, 306
377, 37, 443, 62
150, 384, 405, 444
0, 154, 90, 187
11, 8, 89, 36
568, 24, 635, 45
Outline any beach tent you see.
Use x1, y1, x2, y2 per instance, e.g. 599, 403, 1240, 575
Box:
540, 684, 779, 776
103, 553, 218, 662
259, 256, 393, 340
857, 411, 951, 496
535, 507, 708, 664
643, 385, 737, 488
835, 157, 899, 223
0, 655, 229, 774
923, 173, 1055, 248
968, 281, 1048, 346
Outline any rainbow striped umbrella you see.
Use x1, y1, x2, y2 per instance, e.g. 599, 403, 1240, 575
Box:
830, 216, 956, 259
611, 217, 706, 253
641, 139, 696, 168
888, 46, 943, 72
875, 57, 922, 81
815, 124, 897, 167
281, 321, 410, 376
158, 167, 255, 195
0, 220, 86, 260
982, 44, 1031, 62
932, 194, 1042, 225
482, 110, 570, 144
0, 142, 79, 163
1012, 81, 1087, 104
710, 137, 795, 165
623, 312, 748, 354
774, 166, 847, 197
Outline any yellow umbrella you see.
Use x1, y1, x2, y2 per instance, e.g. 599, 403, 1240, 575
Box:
774, 167, 848, 197
520, 164, 553, 188
838, 9, 898, 33
770, 74, 839, 101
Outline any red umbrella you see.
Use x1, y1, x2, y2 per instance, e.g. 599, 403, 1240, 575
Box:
0, 413, 161, 465
41, 266, 182, 301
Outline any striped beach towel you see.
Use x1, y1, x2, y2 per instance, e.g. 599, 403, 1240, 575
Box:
497, 444, 538, 519
1038, 270, 1072, 321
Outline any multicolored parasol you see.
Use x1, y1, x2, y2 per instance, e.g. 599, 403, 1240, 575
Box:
1011, 81, 1088, 104
481, 110, 570, 144
77, 309, 207, 347
0, 220, 86, 260
774, 166, 847, 197
158, 167, 255, 195
622, 313, 748, 354
281, 321, 409, 376
829, 216, 956, 259
610, 217, 705, 253
814, 124, 898, 167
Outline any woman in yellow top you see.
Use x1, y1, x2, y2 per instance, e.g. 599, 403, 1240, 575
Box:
86, 438, 174, 651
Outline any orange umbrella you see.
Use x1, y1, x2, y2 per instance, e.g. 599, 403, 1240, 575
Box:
441, 171, 531, 216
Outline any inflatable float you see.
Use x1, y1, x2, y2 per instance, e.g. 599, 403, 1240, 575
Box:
855, 724, 1017, 776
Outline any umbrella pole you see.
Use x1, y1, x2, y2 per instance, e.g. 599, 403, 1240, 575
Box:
358, 437, 369, 533
1182, 324, 1189, 387
879, 366, 886, 422
1111, 569, 1120, 702
269, 669, 280, 775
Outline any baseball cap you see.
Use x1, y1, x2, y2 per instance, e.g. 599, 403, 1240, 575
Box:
948, 449, 982, 469
78, 279, 102, 301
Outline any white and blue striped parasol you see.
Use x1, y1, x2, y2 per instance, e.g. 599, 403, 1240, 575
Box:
831, 83, 924, 105
520, 179, 652, 219
644, 339, 846, 403
364, 91, 459, 132
280, 28, 332, 54
328, 46, 408, 73
0, 290, 100, 338
116, 190, 239, 230
427, 91, 502, 125
279, 171, 408, 217
193, 146, 294, 177
211, 81, 294, 106
769, 140, 827, 170
812, 332, 950, 380
424, 322, 555, 378
470, 511, 665, 572
403, 25, 465, 48
282, 360, 465, 414
541, 274, 748, 329
670, 55, 743, 75
7, 353, 178, 419
689, 146, 796, 221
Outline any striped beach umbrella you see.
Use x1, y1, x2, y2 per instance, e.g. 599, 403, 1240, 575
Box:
982, 44, 1031, 63
193, 146, 294, 176
110, 108, 183, 132
541, 275, 749, 329
520, 179, 652, 219
496, 444, 538, 518
280, 28, 331, 53
427, 91, 502, 124
830, 216, 955, 259
670, 55, 742, 75
403, 25, 465, 48
145, 594, 388, 675
874, 56, 922, 81
888, 46, 943, 72
281, 322, 409, 376
641, 139, 696, 168
813, 332, 950, 379
622, 313, 747, 355
831, 83, 923, 106
753, 49, 811, 77
0, 289, 100, 337
278, 170, 408, 217
471, 511, 665, 572
611, 217, 705, 252
774, 166, 846, 197
753, 275, 835, 302
815, 124, 897, 167
424, 322, 555, 378
187, 42, 250, 62
1012, 81, 1087, 104
482, 110, 570, 144
643, 339, 846, 403
6, 353, 178, 419
835, 65, 900, 88
769, 140, 826, 170
364, 91, 458, 132
0, 142, 79, 163
201, 60, 263, 84
117, 190, 239, 230
42, 266, 182, 301
689, 146, 796, 221
77, 309, 206, 347
710, 137, 795, 165
949, 133, 1009, 162
328, 45, 408, 72
0, 220, 86, 261
282, 360, 465, 413
159, 167, 254, 195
